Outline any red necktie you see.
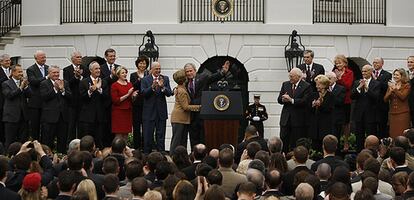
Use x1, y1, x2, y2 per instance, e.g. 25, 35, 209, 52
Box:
188, 79, 194, 97
375, 70, 379, 78
292, 84, 296, 96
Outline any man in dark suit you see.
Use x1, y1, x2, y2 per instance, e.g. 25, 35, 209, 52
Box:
181, 144, 207, 180
184, 62, 227, 147
100, 48, 119, 147
54, 170, 77, 200
282, 146, 314, 195
407, 56, 414, 127
236, 125, 268, 163
372, 57, 392, 139
390, 146, 413, 176
141, 62, 172, 154
351, 65, 380, 151
40, 65, 71, 153
278, 67, 311, 152
0, 157, 20, 200
0, 54, 11, 144
79, 61, 109, 148
311, 135, 349, 172
27, 50, 49, 141
297, 50, 325, 91
2, 65, 31, 148
326, 72, 346, 140
63, 51, 85, 142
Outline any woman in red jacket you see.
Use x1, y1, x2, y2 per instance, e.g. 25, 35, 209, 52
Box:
111, 66, 137, 139
333, 54, 354, 151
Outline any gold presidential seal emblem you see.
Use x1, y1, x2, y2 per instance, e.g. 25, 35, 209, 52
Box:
212, 0, 234, 19
213, 94, 230, 111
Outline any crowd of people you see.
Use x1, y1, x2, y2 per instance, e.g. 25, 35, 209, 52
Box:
1, 48, 414, 200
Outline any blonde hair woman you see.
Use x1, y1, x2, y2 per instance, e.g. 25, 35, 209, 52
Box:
309, 75, 334, 149
384, 68, 411, 138
170, 69, 201, 152
76, 179, 98, 200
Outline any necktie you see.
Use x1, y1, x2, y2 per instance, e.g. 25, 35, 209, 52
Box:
15, 80, 20, 87
375, 70, 379, 78
329, 86, 333, 92
93, 79, 97, 85
40, 66, 45, 77
109, 64, 113, 72
292, 84, 296, 96
189, 79, 194, 96
306, 65, 311, 80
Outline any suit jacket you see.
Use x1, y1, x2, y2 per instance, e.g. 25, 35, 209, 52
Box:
78, 77, 110, 123
63, 64, 85, 108
282, 165, 314, 195
278, 80, 311, 127
409, 77, 414, 113
0, 184, 21, 200
376, 70, 392, 112
393, 166, 413, 176
0, 67, 10, 110
141, 75, 172, 120
2, 79, 31, 122
27, 63, 48, 108
130, 70, 149, 107
100, 63, 119, 80
331, 84, 346, 125
186, 71, 223, 105
311, 155, 349, 172
351, 79, 380, 123
171, 85, 200, 124
181, 162, 200, 181
297, 62, 325, 89
309, 91, 334, 140
218, 167, 248, 198
40, 79, 72, 123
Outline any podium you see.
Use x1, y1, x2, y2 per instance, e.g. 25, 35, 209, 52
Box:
200, 91, 243, 149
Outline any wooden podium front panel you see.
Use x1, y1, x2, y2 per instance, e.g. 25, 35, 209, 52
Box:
204, 120, 239, 150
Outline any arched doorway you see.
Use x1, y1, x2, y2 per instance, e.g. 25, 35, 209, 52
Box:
198, 56, 249, 142
347, 57, 370, 80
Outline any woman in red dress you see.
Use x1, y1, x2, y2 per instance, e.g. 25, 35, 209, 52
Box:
333, 54, 354, 151
111, 66, 137, 139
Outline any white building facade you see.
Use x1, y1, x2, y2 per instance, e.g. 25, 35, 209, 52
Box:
1, 0, 414, 148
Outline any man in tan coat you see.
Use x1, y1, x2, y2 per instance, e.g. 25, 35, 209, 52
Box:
218, 148, 247, 198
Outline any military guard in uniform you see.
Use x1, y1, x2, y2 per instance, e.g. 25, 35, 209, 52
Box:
245, 94, 268, 138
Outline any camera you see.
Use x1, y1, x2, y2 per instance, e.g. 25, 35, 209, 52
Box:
381, 137, 392, 147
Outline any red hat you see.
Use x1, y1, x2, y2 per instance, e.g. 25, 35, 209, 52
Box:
22, 172, 42, 192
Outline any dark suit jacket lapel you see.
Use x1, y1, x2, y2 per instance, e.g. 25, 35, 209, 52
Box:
9, 79, 18, 90
294, 81, 304, 97
33, 64, 44, 77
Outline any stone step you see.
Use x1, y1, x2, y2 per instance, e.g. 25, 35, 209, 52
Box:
0, 43, 5, 50
5, 30, 20, 38
0, 36, 14, 44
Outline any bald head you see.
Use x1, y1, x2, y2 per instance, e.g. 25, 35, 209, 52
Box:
365, 135, 380, 151
326, 71, 337, 85
268, 136, 283, 153
295, 183, 314, 200
246, 168, 264, 188
289, 68, 303, 84
34, 50, 46, 66
209, 149, 219, 159
316, 163, 331, 180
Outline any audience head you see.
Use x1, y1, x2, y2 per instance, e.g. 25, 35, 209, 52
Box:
207, 169, 223, 185
326, 182, 350, 200
363, 158, 381, 175
80, 135, 95, 153
102, 156, 120, 175
304, 175, 321, 199
0, 156, 8, 181
265, 169, 282, 189
326, 71, 338, 85
372, 57, 384, 70
295, 183, 314, 200
68, 139, 80, 153
171, 145, 191, 169
218, 148, 234, 168
58, 170, 77, 194
204, 184, 226, 200
390, 146, 406, 167
248, 159, 266, 175
126, 160, 143, 181
405, 128, 414, 146
354, 189, 374, 200
172, 180, 196, 200
361, 177, 379, 195
323, 135, 338, 155
356, 151, 373, 171
7, 142, 22, 157
268, 136, 283, 154
209, 149, 219, 159
111, 137, 126, 154
246, 141, 261, 159
132, 177, 149, 197
144, 190, 163, 200
237, 182, 257, 200
76, 179, 98, 200
254, 150, 270, 168
364, 135, 380, 152
394, 136, 410, 151
192, 144, 207, 161
13, 151, 31, 170
22, 172, 42, 193
103, 174, 119, 195
316, 163, 331, 180
246, 168, 264, 189
163, 175, 180, 200
70, 51, 82, 66
408, 56, 414, 71
203, 155, 218, 169
244, 125, 258, 138
392, 172, 408, 195
67, 150, 84, 171
146, 152, 165, 172
195, 163, 212, 177
10, 64, 24, 80
294, 146, 309, 164
155, 161, 173, 181
269, 152, 288, 173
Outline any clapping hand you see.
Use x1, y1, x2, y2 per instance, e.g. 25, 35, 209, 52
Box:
334, 69, 343, 79
281, 92, 292, 103
358, 79, 366, 90
158, 78, 164, 88
56, 79, 65, 91
20, 78, 29, 89
388, 81, 396, 91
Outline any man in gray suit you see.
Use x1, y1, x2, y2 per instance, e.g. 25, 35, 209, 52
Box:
2, 64, 31, 148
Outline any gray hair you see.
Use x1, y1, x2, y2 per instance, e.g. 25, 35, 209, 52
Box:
295, 183, 314, 200
34, 50, 45, 59
89, 61, 100, 71
374, 57, 384, 64
326, 71, 337, 81
290, 67, 303, 77
246, 168, 264, 189
362, 64, 374, 72
304, 50, 314, 58
316, 163, 331, 180
268, 136, 283, 153
0, 54, 11, 62
48, 65, 60, 73
71, 51, 82, 60
151, 61, 160, 69
68, 139, 80, 152
184, 63, 196, 71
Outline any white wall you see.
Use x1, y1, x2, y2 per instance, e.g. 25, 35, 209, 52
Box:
21, 0, 60, 26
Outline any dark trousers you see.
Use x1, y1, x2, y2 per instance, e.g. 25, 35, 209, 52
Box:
170, 123, 188, 152
250, 122, 264, 138
132, 105, 144, 149
0, 109, 4, 143
280, 125, 306, 153
377, 108, 389, 139
41, 114, 67, 153
189, 112, 204, 148
67, 106, 80, 141
102, 109, 113, 147
4, 116, 27, 149
28, 107, 42, 140
332, 123, 344, 141
143, 119, 166, 154
79, 121, 103, 149
355, 121, 377, 152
